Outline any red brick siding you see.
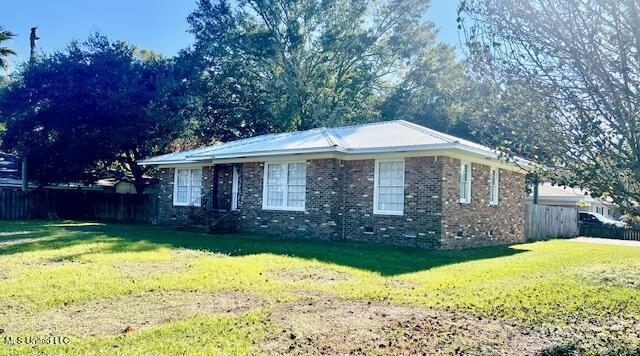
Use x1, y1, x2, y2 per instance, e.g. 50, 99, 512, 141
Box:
156, 166, 214, 224
340, 157, 443, 248
440, 158, 526, 248
155, 156, 526, 249
236, 160, 341, 240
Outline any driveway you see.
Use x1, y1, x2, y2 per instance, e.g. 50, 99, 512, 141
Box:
569, 236, 640, 247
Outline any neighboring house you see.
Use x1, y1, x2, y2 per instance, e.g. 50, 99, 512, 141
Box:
0, 152, 25, 188
93, 171, 157, 194
96, 178, 137, 194
527, 183, 621, 220
139, 120, 529, 249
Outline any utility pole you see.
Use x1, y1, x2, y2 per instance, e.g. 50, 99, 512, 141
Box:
22, 27, 39, 192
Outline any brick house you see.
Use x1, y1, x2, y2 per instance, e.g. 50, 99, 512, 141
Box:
139, 120, 528, 249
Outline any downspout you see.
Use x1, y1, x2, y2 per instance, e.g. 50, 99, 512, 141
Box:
341, 160, 347, 240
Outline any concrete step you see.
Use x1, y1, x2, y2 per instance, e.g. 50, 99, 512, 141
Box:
175, 224, 211, 233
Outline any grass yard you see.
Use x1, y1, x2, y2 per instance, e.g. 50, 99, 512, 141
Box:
0, 221, 639, 355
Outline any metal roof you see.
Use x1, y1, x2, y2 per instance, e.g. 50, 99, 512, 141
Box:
139, 120, 512, 165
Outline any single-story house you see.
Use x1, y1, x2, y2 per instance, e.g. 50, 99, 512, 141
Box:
139, 120, 528, 249
527, 183, 621, 220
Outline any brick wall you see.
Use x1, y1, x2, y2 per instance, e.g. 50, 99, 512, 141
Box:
155, 155, 526, 249
156, 166, 214, 224
340, 157, 443, 248
236, 160, 341, 240
440, 157, 527, 248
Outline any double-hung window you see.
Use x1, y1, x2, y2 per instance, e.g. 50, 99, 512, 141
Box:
374, 159, 405, 215
460, 162, 472, 204
489, 168, 499, 205
173, 168, 202, 206
262, 162, 306, 211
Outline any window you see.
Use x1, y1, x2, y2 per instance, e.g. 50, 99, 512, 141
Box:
231, 166, 239, 211
173, 168, 202, 206
374, 159, 405, 215
489, 168, 499, 205
262, 162, 306, 211
460, 162, 472, 203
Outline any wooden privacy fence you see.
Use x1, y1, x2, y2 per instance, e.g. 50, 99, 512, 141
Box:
0, 188, 156, 223
526, 203, 579, 240
579, 226, 640, 241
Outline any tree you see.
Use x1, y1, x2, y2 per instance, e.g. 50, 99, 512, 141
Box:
378, 41, 473, 140
0, 27, 16, 72
173, 0, 274, 148
459, 0, 640, 212
0, 35, 181, 193
186, 0, 455, 133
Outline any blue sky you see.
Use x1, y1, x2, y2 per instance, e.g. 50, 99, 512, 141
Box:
2, 0, 461, 69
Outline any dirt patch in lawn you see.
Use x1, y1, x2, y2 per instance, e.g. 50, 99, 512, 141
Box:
7, 290, 265, 337
384, 279, 419, 290
115, 261, 190, 277
261, 294, 561, 355
16, 258, 84, 269
268, 267, 353, 285
172, 248, 223, 259
578, 265, 640, 288
545, 317, 640, 355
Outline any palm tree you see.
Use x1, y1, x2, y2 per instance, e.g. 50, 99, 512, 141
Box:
0, 27, 17, 71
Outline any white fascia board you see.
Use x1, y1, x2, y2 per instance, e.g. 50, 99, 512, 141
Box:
198, 143, 489, 161
138, 158, 211, 166
142, 142, 529, 173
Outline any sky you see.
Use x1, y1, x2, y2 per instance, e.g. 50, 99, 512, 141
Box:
2, 0, 461, 70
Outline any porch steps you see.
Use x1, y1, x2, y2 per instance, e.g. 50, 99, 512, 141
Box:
176, 210, 237, 235
175, 224, 212, 234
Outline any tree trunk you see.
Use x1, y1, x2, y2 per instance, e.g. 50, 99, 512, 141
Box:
131, 164, 146, 194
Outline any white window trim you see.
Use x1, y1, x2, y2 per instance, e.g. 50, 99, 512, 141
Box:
173, 167, 203, 207
262, 161, 306, 212
373, 159, 405, 216
231, 166, 239, 211
489, 167, 499, 205
460, 161, 472, 204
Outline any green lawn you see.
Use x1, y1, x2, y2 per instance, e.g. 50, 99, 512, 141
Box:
0, 221, 639, 354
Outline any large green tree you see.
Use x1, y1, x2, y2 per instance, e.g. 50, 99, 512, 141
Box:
0, 35, 181, 192
459, 0, 640, 212
185, 0, 461, 134
378, 41, 473, 140
173, 0, 274, 148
